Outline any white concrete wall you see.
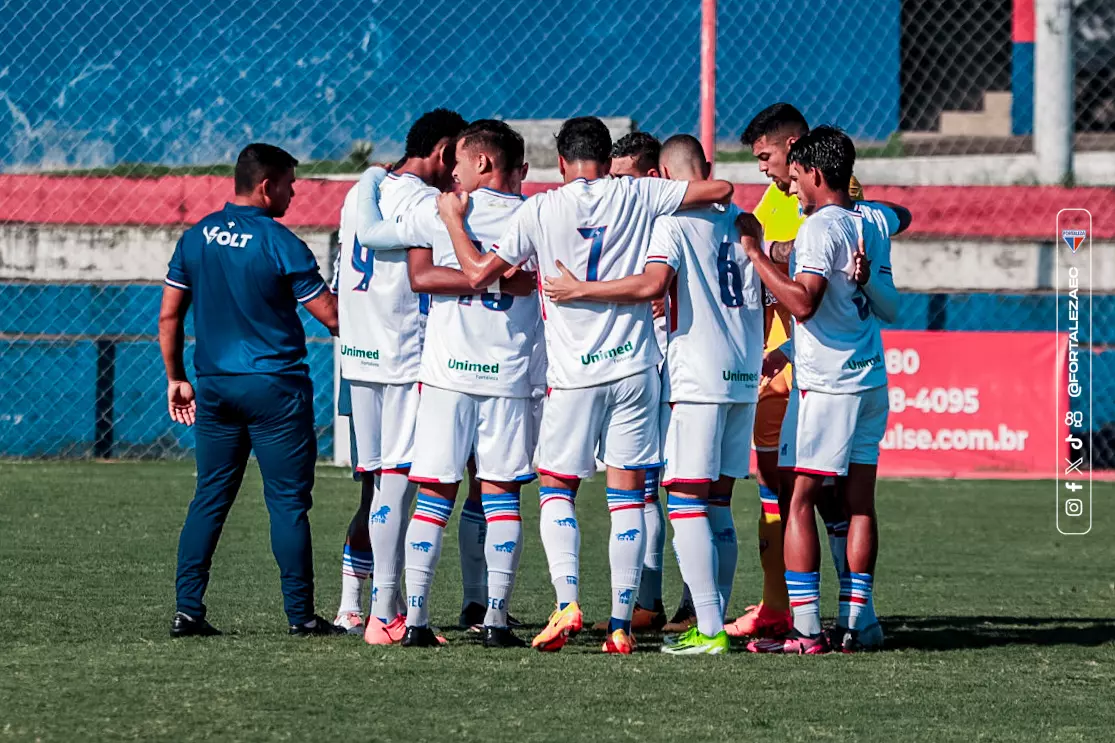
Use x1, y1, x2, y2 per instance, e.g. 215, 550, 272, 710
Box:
0, 223, 334, 283
0, 222, 1109, 292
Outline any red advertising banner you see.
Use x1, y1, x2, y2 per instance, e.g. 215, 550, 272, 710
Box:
877, 330, 1067, 478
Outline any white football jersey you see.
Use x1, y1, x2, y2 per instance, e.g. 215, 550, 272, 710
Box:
391, 187, 541, 398
790, 205, 889, 394
494, 176, 688, 389
855, 201, 901, 239
648, 204, 765, 404
336, 170, 433, 384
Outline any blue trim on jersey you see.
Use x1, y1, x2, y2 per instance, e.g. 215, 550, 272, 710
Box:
297, 281, 327, 304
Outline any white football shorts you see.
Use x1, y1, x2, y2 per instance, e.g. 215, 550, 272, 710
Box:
661, 401, 756, 486
409, 385, 535, 485
537, 366, 661, 480
778, 385, 889, 477
348, 380, 419, 473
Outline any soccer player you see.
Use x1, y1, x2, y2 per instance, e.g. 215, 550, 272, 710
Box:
161, 143, 344, 637
724, 104, 857, 638
744, 126, 897, 654
610, 131, 662, 179
334, 108, 468, 644
543, 135, 766, 654
577, 130, 669, 634
438, 116, 735, 654
359, 120, 539, 648
331, 184, 375, 634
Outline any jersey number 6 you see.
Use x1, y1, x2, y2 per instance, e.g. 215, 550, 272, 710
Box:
717, 242, 745, 307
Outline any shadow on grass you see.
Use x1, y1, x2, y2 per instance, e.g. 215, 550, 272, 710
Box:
883, 615, 1115, 651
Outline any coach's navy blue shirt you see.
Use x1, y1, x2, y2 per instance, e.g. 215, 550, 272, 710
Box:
165, 203, 327, 376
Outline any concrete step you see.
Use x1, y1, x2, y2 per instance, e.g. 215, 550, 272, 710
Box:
939, 91, 1013, 137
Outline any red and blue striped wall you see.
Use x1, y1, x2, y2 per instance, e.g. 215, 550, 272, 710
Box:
1012, 0, 1035, 135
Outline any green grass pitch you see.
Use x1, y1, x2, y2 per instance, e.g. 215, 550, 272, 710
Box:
2, 462, 1114, 742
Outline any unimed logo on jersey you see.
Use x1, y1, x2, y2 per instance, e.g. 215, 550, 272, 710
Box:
723, 370, 759, 383
845, 352, 883, 371
202, 224, 253, 247
341, 344, 379, 361
448, 358, 499, 374
580, 340, 634, 366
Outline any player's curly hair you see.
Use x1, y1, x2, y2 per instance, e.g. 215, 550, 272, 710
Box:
787, 125, 856, 194
459, 119, 525, 173
740, 102, 809, 147
404, 108, 468, 160
556, 116, 612, 164
611, 132, 661, 174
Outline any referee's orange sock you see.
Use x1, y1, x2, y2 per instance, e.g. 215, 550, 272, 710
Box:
757, 485, 790, 613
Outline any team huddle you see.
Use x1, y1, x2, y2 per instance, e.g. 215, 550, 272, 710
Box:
328, 104, 909, 655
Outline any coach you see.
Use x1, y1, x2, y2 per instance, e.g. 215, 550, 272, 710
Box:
158, 143, 343, 637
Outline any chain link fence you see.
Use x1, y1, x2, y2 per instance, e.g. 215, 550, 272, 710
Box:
0, 0, 1111, 464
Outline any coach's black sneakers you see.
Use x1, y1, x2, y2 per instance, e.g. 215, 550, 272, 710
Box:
401, 625, 446, 647
289, 615, 347, 637
170, 611, 222, 638
483, 626, 527, 649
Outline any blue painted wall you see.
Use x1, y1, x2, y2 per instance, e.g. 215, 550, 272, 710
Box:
0, 0, 900, 170
0, 282, 1108, 459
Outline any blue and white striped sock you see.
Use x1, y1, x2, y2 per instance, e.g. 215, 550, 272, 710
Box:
403, 493, 454, 628
339, 543, 374, 615
843, 572, 874, 631
667, 495, 722, 637
481, 491, 523, 628
785, 570, 821, 636
458, 497, 488, 610
638, 468, 665, 609
607, 488, 645, 631
539, 487, 579, 608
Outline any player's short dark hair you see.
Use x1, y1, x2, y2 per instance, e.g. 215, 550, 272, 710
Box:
556, 116, 612, 164
787, 125, 856, 193
611, 131, 661, 173
740, 103, 809, 147
459, 119, 525, 173
234, 143, 298, 195
660, 133, 706, 164
404, 108, 468, 160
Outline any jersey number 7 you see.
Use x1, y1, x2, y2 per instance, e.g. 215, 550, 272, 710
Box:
577, 226, 607, 281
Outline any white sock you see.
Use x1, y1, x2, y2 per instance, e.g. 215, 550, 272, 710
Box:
667, 495, 722, 636
638, 469, 664, 609
708, 493, 738, 618
339, 543, 373, 615
403, 493, 454, 628
458, 497, 488, 610
369, 471, 416, 622
481, 491, 523, 628
606, 488, 645, 627
539, 487, 579, 607
825, 519, 849, 580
